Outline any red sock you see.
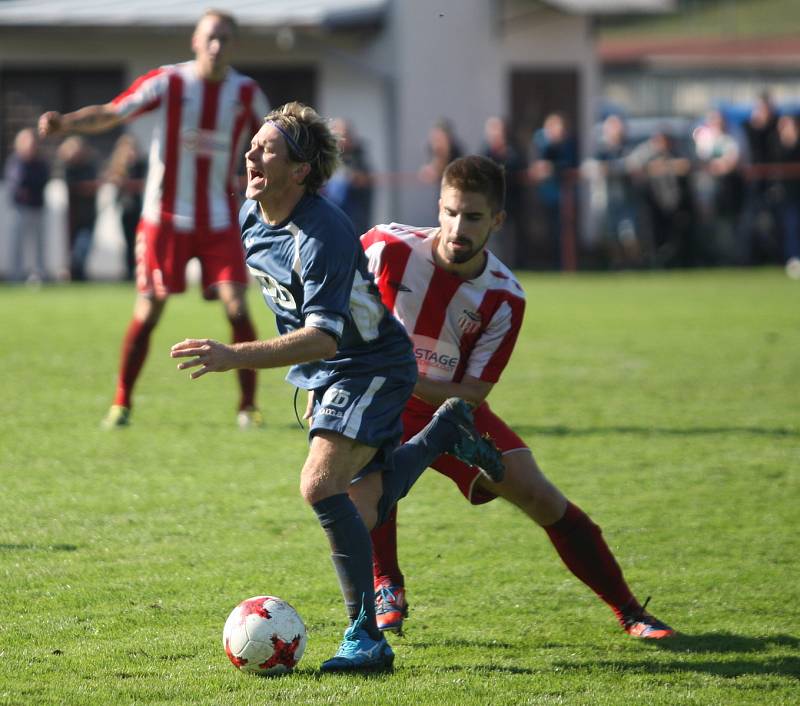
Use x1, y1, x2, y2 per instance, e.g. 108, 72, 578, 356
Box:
231, 316, 257, 411
370, 505, 404, 588
544, 502, 639, 621
113, 318, 156, 408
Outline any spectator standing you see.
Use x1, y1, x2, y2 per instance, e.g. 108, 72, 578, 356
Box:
740, 93, 782, 264
4, 127, 50, 283
104, 134, 146, 281
692, 109, 743, 265
776, 114, 800, 279
39, 10, 269, 430
57, 136, 99, 282
627, 129, 694, 267
324, 118, 373, 236
481, 116, 526, 266
529, 113, 578, 270
416, 119, 464, 229
419, 119, 463, 185
593, 114, 641, 269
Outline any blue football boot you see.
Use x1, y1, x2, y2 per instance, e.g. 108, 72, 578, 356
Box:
320, 609, 395, 673
434, 398, 505, 483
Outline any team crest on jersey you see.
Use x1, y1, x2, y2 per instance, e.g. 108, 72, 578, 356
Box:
457, 309, 482, 335
181, 128, 226, 155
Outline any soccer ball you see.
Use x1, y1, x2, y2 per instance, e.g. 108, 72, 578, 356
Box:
222, 595, 307, 675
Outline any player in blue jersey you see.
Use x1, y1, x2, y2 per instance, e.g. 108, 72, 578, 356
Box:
171, 102, 503, 673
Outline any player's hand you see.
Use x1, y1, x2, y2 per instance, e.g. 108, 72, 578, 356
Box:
38, 112, 63, 137
170, 338, 236, 379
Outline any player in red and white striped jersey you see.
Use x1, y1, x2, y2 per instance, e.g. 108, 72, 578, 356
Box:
364, 155, 674, 639
39, 10, 268, 430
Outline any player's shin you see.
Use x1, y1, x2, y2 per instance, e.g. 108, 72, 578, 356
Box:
312, 493, 382, 639
373, 399, 478, 525
543, 501, 635, 616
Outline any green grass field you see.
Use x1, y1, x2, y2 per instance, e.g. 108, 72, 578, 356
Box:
1, 269, 798, 705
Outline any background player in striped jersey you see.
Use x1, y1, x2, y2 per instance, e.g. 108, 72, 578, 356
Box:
362, 155, 675, 640
170, 103, 502, 672
38, 10, 268, 430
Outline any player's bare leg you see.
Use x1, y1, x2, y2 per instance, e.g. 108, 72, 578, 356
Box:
478, 451, 674, 638
102, 294, 166, 429
217, 282, 260, 428
475, 449, 566, 525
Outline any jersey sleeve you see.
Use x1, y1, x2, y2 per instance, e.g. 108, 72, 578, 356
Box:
111, 67, 169, 120
298, 231, 358, 342
465, 295, 525, 383
360, 226, 389, 278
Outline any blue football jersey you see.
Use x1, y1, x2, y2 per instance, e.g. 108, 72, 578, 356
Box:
240, 193, 416, 390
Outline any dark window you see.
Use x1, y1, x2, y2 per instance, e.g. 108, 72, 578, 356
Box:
1, 67, 124, 168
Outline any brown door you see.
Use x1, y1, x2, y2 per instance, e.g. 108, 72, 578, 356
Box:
510, 68, 580, 269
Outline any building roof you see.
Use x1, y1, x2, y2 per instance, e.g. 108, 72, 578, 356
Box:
0, 0, 386, 29
600, 36, 800, 68
542, 0, 674, 12
0, 0, 675, 29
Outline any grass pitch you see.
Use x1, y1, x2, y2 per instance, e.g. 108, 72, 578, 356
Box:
1, 269, 798, 705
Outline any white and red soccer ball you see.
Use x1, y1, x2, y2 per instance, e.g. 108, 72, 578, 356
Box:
223, 596, 307, 675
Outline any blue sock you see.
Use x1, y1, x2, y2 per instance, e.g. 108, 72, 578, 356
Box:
312, 493, 381, 640
375, 411, 461, 525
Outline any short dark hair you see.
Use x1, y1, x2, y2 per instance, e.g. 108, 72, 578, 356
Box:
441, 155, 506, 214
198, 9, 238, 35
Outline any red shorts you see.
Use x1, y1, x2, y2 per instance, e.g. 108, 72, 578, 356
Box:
135, 220, 248, 300
402, 400, 529, 505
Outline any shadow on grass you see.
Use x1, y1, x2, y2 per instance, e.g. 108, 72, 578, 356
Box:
554, 656, 799, 679
313, 668, 395, 680
0, 543, 77, 551
554, 632, 800, 679
431, 664, 536, 676
652, 632, 800, 654
408, 638, 516, 650
512, 424, 799, 439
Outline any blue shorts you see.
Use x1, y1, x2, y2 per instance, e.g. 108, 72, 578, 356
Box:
310, 372, 415, 448
309, 372, 416, 475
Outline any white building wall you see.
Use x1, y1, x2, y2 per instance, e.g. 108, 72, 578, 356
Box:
389, 0, 597, 224
315, 46, 393, 224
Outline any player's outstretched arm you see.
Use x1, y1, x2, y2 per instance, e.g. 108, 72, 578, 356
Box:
413, 373, 494, 409
38, 103, 123, 137
171, 327, 338, 380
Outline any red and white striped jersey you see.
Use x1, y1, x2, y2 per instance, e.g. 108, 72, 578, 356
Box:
361, 223, 526, 385
112, 61, 269, 232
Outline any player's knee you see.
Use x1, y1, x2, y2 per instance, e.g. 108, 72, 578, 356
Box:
224, 302, 248, 323
498, 452, 567, 523
134, 295, 165, 324
299, 466, 342, 505
299, 471, 321, 504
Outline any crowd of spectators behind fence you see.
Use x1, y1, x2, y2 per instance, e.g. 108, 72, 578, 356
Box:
5, 91, 800, 281
588, 93, 800, 277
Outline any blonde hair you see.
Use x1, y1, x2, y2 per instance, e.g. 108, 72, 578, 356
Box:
263, 102, 340, 193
